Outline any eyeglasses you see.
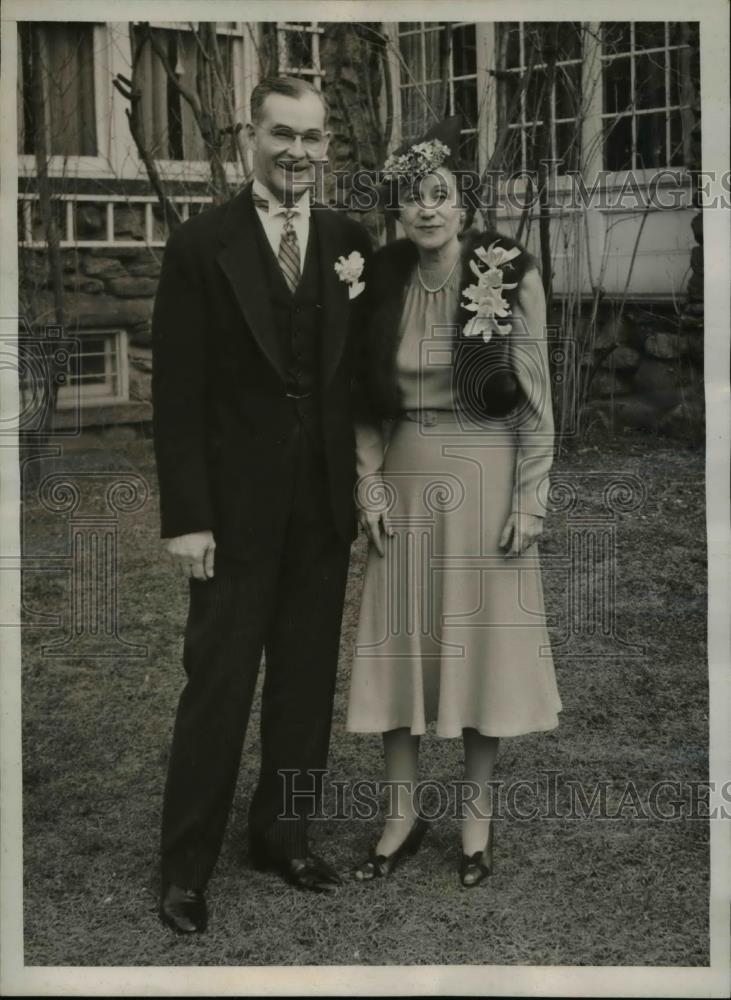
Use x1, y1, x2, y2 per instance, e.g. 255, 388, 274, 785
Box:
255, 124, 328, 154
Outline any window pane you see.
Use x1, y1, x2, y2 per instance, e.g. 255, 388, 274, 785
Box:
603, 55, 632, 114
423, 27, 443, 82
75, 201, 106, 240
286, 29, 313, 70
634, 22, 666, 51
556, 22, 582, 61
452, 23, 476, 77
669, 110, 685, 166
37, 22, 97, 156
635, 111, 666, 168
523, 23, 548, 67
503, 126, 523, 174
425, 81, 446, 120
604, 115, 632, 171
500, 23, 521, 68
114, 203, 146, 241
399, 31, 423, 84
458, 131, 477, 169
525, 120, 548, 169
501, 71, 521, 127
669, 21, 699, 48
17, 25, 35, 154
635, 51, 666, 109
556, 120, 581, 172
602, 22, 631, 54
258, 23, 278, 76
166, 32, 185, 160
401, 87, 429, 143
212, 34, 238, 162
453, 77, 478, 129
75, 337, 107, 381
136, 26, 236, 162
555, 62, 581, 120
17, 202, 27, 242
526, 66, 547, 121
669, 47, 681, 106
27, 197, 65, 241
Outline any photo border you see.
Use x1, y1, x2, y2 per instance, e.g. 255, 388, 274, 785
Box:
1, 0, 729, 995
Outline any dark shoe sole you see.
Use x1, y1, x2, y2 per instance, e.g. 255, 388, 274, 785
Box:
158, 906, 207, 934
249, 849, 341, 891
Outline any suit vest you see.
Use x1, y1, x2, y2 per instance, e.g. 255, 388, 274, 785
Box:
254, 216, 324, 448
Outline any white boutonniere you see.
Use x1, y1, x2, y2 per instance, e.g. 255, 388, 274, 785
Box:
461, 241, 521, 343
334, 251, 365, 300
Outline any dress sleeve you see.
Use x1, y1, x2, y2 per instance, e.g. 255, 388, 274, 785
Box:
354, 419, 388, 512
508, 265, 555, 518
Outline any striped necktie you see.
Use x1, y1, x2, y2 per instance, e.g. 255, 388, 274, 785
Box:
277, 209, 301, 294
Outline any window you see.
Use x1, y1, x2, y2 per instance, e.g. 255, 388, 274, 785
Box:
495, 22, 583, 175
18, 193, 214, 248
259, 22, 324, 87
397, 22, 479, 166
601, 22, 698, 171
56, 330, 128, 408
133, 24, 239, 162
17, 22, 97, 156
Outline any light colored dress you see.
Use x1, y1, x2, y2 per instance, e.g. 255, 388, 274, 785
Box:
346, 264, 562, 738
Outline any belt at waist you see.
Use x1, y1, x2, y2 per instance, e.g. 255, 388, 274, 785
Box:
400, 408, 461, 427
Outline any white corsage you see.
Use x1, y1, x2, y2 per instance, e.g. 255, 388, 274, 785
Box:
461, 241, 521, 342
334, 251, 365, 300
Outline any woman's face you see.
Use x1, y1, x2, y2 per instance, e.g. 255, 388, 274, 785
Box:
398, 168, 464, 252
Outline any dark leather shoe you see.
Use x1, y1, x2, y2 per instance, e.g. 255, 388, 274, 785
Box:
459, 822, 495, 888
159, 883, 208, 933
250, 842, 342, 892
352, 815, 430, 881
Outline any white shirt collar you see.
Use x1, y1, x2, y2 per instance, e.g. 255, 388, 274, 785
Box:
252, 178, 311, 219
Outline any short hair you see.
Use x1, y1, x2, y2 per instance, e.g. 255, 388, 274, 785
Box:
250, 75, 329, 125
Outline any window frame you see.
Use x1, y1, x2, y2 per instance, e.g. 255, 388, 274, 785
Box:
55, 329, 129, 409
599, 20, 695, 177
267, 21, 324, 88
125, 21, 249, 182
495, 21, 585, 177
17, 22, 114, 180
386, 21, 490, 173
17, 192, 215, 248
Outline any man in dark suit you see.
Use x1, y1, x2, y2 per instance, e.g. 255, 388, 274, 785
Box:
152, 76, 372, 933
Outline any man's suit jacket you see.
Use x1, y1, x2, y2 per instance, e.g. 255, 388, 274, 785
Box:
151, 182, 372, 559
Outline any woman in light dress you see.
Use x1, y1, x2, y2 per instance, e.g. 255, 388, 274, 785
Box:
347, 118, 561, 886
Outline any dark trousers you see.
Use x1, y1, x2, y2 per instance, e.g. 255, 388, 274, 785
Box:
160, 426, 351, 890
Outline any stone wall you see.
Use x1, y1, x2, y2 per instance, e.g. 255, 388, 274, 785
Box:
20, 243, 158, 431
578, 297, 704, 444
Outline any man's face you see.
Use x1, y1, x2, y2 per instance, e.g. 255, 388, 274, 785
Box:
246, 92, 330, 203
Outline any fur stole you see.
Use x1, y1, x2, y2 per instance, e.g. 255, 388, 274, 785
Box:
359, 227, 536, 419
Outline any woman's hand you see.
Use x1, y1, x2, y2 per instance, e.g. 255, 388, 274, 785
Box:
499, 512, 543, 557
358, 507, 394, 557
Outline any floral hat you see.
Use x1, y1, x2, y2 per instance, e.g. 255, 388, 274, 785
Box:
378, 115, 482, 212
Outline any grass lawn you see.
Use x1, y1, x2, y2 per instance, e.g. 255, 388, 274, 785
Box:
19, 431, 709, 966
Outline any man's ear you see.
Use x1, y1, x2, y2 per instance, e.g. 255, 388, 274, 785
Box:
321, 130, 332, 156
245, 122, 256, 146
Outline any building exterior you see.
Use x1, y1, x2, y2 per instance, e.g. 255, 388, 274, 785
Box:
17, 20, 703, 435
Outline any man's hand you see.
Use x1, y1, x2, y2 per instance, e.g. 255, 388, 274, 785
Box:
499, 512, 543, 558
166, 531, 216, 580
358, 508, 393, 558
